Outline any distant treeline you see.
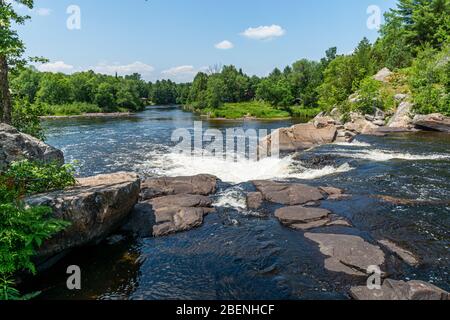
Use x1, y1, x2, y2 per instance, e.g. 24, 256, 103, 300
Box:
11, 0, 449, 117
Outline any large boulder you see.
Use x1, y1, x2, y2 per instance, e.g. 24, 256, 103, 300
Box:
260, 123, 337, 152
305, 233, 385, 276
26, 172, 140, 261
150, 194, 215, 237
387, 101, 414, 129
252, 180, 324, 206
141, 174, 218, 200
344, 115, 379, 135
275, 206, 338, 230
413, 113, 450, 133
350, 279, 449, 300
0, 123, 64, 171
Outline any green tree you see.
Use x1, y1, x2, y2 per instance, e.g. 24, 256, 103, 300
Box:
36, 73, 73, 105
94, 82, 116, 110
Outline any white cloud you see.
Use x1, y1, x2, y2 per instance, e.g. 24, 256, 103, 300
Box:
92, 61, 155, 76
161, 65, 196, 76
38, 61, 74, 73
36, 8, 52, 16
215, 40, 234, 50
241, 24, 286, 40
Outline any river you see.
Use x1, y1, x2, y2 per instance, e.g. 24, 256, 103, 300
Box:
28, 106, 449, 300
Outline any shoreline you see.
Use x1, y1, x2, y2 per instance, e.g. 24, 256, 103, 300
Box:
40, 112, 136, 120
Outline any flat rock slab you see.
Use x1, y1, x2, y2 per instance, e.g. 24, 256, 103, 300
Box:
150, 194, 215, 237
378, 240, 419, 266
252, 180, 324, 206
275, 206, 330, 225
141, 174, 218, 200
305, 233, 385, 276
26, 172, 141, 260
350, 279, 449, 300
0, 123, 64, 171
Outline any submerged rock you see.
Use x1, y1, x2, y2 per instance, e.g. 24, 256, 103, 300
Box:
27, 172, 140, 262
305, 233, 385, 276
378, 239, 419, 266
0, 123, 64, 171
275, 206, 336, 230
150, 194, 215, 237
141, 174, 218, 200
252, 180, 324, 206
413, 113, 450, 133
350, 279, 449, 300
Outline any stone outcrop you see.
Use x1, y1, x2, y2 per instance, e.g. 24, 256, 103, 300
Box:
387, 101, 414, 129
274, 206, 350, 230
252, 180, 324, 206
373, 68, 393, 83
305, 233, 385, 276
350, 279, 449, 300
150, 194, 215, 237
0, 123, 64, 171
378, 239, 419, 266
141, 174, 217, 200
413, 113, 450, 133
26, 172, 140, 261
260, 123, 337, 152
344, 113, 380, 135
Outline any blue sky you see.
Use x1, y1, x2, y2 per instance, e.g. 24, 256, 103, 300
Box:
15, 0, 398, 82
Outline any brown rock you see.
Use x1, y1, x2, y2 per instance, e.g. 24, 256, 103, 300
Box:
252, 180, 324, 206
275, 206, 330, 225
305, 233, 385, 276
260, 123, 337, 152
26, 172, 140, 261
150, 194, 215, 237
246, 192, 264, 210
378, 239, 419, 266
350, 279, 449, 300
141, 174, 217, 200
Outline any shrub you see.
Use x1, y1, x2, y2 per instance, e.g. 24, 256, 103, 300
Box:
41, 102, 102, 116
12, 99, 46, 141
354, 77, 383, 114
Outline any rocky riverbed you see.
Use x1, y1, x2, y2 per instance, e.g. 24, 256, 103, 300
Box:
2, 105, 449, 300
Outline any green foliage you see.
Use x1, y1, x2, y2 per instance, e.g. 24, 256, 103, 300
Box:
41, 102, 102, 116
354, 77, 383, 114
12, 99, 45, 140
202, 101, 290, 119
0, 159, 74, 300
2, 160, 76, 195
409, 44, 450, 115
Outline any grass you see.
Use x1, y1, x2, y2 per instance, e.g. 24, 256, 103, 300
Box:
40, 102, 103, 116
201, 101, 291, 119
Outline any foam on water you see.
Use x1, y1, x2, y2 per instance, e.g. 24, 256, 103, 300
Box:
333, 140, 372, 147
137, 151, 353, 184
214, 186, 247, 210
334, 149, 450, 162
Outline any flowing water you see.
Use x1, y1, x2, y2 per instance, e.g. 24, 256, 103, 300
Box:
28, 106, 450, 300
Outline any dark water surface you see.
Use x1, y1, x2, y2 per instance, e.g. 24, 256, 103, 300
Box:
29, 106, 449, 300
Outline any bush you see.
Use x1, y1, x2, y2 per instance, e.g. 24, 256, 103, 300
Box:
354, 77, 383, 114
12, 99, 46, 141
410, 45, 450, 116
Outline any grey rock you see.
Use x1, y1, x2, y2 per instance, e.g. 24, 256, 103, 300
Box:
0, 123, 64, 171
27, 172, 140, 261
373, 68, 392, 83
413, 113, 450, 133
388, 101, 414, 129
378, 239, 419, 266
